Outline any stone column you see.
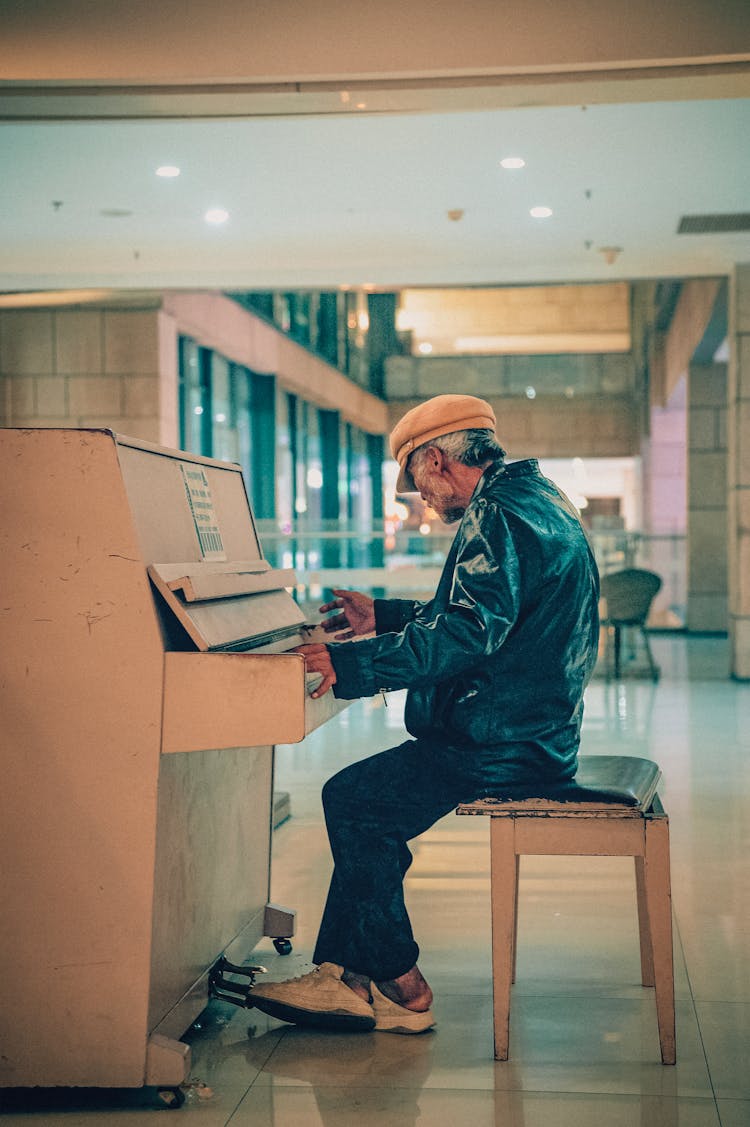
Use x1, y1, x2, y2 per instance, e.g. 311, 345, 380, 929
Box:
728, 265, 750, 679
641, 380, 687, 626
687, 363, 727, 632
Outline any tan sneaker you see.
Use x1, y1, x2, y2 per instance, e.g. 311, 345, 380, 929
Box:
370, 984, 436, 1034
249, 962, 376, 1031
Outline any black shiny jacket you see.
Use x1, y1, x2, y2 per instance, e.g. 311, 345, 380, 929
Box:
329, 459, 600, 782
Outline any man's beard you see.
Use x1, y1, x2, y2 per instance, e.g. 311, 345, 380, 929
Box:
438, 504, 466, 524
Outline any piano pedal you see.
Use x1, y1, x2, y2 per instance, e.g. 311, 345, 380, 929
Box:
208, 957, 267, 1008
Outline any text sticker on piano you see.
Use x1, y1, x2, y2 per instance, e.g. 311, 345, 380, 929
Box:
180, 463, 227, 562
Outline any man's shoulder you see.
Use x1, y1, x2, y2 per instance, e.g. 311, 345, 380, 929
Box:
479, 459, 545, 507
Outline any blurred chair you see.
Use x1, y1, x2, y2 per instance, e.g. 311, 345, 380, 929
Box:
600, 568, 662, 681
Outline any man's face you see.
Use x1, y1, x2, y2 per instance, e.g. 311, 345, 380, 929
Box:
408, 450, 467, 524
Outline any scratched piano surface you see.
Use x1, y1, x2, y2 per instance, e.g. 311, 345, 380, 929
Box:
3, 634, 747, 1126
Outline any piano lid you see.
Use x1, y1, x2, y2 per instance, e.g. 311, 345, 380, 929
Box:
148, 562, 306, 653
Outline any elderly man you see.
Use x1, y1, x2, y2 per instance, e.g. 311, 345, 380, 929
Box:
250, 393, 600, 1035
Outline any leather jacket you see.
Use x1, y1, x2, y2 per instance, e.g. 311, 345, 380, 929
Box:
328, 459, 600, 783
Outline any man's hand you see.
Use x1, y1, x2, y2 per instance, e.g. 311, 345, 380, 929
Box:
292, 643, 337, 699
319, 588, 376, 640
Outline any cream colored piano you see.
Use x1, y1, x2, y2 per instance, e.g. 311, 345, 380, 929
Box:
0, 428, 346, 1095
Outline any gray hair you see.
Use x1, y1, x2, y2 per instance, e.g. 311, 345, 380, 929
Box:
409, 428, 506, 474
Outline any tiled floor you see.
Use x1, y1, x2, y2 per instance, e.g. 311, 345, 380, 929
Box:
2, 635, 748, 1125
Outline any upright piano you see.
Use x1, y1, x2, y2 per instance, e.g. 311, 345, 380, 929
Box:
0, 428, 346, 1092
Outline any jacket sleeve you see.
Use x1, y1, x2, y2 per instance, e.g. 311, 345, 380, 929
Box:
373, 598, 419, 634
330, 500, 521, 699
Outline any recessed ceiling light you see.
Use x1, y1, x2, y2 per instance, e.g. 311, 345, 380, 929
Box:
418, 342, 433, 354
500, 157, 525, 169
204, 208, 229, 225
530, 206, 553, 219
156, 165, 180, 178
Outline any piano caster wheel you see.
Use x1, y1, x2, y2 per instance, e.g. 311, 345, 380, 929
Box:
273, 938, 293, 956
156, 1087, 185, 1109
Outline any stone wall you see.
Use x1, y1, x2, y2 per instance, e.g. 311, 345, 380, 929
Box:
396, 283, 630, 355
0, 306, 174, 445
385, 352, 639, 458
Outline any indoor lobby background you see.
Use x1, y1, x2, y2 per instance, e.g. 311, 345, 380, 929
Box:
1, 2, 749, 1124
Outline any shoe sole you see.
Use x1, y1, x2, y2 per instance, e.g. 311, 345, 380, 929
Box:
249, 995, 375, 1032
374, 1012, 436, 1035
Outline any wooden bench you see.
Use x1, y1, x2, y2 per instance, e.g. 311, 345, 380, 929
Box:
456, 755, 675, 1064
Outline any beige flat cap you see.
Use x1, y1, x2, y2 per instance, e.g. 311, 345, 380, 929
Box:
390, 393, 496, 493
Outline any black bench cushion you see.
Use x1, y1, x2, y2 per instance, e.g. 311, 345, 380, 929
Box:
474, 755, 661, 809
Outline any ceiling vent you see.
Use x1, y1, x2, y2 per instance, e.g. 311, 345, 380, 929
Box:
677, 213, 750, 235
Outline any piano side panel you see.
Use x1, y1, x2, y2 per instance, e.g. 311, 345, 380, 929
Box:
0, 429, 165, 1087
303, 677, 352, 732
147, 745, 273, 1033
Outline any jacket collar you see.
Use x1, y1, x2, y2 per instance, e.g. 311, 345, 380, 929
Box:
475, 457, 540, 497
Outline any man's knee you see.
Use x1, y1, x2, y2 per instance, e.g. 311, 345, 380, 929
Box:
321, 764, 355, 815
321, 741, 422, 818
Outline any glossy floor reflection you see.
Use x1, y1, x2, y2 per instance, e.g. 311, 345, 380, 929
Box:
2, 636, 748, 1125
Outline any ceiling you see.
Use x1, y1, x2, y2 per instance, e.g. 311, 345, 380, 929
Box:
1, 95, 749, 293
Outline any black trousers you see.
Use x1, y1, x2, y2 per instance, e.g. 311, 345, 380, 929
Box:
311, 736, 530, 982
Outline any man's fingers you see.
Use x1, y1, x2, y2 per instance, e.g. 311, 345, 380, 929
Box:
311, 671, 336, 698
320, 589, 354, 612
291, 643, 337, 697
321, 613, 347, 632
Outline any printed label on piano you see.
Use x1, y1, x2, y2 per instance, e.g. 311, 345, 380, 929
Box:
180, 463, 227, 561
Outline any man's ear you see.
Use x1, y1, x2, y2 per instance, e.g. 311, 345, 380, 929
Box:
425, 444, 445, 471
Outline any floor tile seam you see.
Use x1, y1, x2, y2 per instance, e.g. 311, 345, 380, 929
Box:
248, 1025, 302, 1077
672, 912, 718, 1103
216, 1083, 255, 1125
692, 998, 750, 1008
226, 1082, 721, 1104
479, 1091, 722, 1107
242, 1076, 714, 1098
431, 985, 689, 1000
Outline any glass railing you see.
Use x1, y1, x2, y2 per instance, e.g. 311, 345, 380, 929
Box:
589, 530, 686, 627
257, 523, 687, 628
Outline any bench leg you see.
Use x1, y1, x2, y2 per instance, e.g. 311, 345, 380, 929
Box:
511, 855, 520, 984
634, 856, 655, 986
644, 816, 676, 1064
489, 818, 517, 1061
